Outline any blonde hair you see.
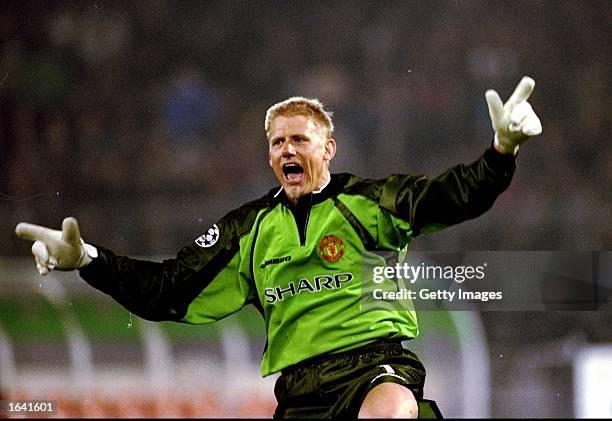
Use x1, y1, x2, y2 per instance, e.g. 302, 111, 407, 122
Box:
265, 97, 334, 140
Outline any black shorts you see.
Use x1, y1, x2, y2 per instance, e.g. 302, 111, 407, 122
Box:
273, 339, 426, 419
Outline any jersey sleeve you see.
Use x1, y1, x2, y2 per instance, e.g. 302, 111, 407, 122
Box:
379, 146, 516, 238
78, 202, 268, 324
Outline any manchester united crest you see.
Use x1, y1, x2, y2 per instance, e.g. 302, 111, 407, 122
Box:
319, 235, 345, 263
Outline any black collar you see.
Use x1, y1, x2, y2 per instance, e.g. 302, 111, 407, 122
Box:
268, 173, 354, 208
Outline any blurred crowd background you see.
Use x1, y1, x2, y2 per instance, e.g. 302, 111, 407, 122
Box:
1, 0, 609, 255
1, 0, 611, 418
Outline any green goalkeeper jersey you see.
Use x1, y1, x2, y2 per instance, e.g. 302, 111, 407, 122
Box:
79, 147, 515, 376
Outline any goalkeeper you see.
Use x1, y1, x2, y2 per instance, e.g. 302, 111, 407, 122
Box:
16, 77, 541, 418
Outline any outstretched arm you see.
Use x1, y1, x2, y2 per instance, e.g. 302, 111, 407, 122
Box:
14, 217, 193, 320
14, 207, 263, 323
384, 76, 543, 236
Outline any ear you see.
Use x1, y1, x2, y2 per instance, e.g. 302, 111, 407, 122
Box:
323, 138, 336, 162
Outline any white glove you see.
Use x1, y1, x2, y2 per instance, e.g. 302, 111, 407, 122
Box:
15, 217, 98, 275
485, 76, 542, 155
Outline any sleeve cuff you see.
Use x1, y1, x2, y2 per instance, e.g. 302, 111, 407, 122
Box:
484, 143, 517, 175
78, 244, 112, 288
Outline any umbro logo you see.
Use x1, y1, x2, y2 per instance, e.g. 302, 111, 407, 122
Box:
260, 256, 291, 269
195, 224, 220, 248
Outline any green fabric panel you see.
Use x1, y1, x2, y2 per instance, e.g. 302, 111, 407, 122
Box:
335, 192, 415, 251
181, 233, 254, 325
333, 195, 377, 250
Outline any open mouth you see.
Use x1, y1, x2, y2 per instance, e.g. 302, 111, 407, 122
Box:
282, 163, 304, 184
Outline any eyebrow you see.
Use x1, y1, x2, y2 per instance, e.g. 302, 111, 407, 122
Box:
270, 134, 309, 143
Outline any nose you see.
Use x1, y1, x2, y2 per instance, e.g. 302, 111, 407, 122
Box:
281, 140, 296, 156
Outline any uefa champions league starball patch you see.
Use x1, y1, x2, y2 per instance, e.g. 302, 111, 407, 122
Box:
195, 224, 220, 248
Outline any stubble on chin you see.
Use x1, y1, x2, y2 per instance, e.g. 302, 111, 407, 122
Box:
284, 185, 300, 204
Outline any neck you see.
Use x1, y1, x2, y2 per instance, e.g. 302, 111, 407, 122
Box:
285, 172, 331, 207
314, 172, 331, 193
